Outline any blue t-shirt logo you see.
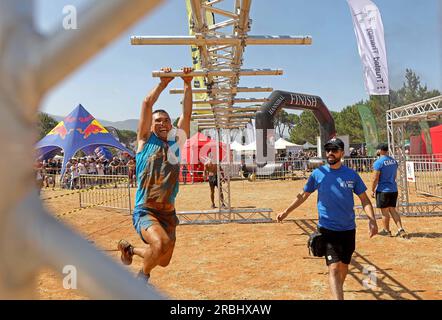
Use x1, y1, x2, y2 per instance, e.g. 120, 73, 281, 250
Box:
373, 155, 398, 192
338, 179, 355, 189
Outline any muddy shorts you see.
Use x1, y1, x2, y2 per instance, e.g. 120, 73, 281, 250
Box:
132, 206, 180, 244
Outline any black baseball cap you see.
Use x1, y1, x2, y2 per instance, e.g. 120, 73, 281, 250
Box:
324, 138, 345, 150
377, 143, 389, 151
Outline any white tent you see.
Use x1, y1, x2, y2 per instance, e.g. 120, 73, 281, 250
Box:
275, 137, 302, 150
242, 141, 256, 151
303, 142, 317, 149
230, 141, 245, 151
230, 141, 256, 162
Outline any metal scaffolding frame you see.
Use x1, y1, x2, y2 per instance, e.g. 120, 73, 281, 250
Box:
386, 95, 442, 216
0, 0, 166, 299
131, 0, 311, 223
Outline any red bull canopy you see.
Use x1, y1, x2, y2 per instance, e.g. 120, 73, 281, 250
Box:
36, 104, 134, 175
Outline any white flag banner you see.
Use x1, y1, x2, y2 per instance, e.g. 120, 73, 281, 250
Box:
347, 0, 389, 95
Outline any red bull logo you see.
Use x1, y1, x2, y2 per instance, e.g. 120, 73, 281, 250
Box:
65, 116, 76, 123
47, 121, 70, 139
79, 115, 94, 123
77, 119, 109, 139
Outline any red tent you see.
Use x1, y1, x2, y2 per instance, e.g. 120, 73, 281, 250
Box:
422, 124, 442, 158
180, 132, 227, 182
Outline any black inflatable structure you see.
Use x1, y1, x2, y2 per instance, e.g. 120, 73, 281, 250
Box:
255, 90, 336, 163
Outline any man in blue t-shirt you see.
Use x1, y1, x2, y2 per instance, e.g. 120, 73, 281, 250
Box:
371, 143, 407, 238
117, 67, 193, 284
277, 138, 378, 300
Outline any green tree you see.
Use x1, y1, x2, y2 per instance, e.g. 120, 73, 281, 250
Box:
118, 129, 137, 148
377, 69, 440, 139
334, 105, 365, 143
274, 109, 299, 138
288, 106, 365, 145
348, 69, 440, 144
37, 112, 58, 140
283, 68, 440, 147
394, 69, 440, 106
273, 110, 288, 138
289, 111, 319, 144
287, 113, 300, 137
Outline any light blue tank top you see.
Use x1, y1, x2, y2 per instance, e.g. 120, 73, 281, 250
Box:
134, 133, 180, 209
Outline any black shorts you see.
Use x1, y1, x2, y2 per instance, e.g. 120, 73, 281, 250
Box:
319, 227, 356, 266
376, 191, 398, 208
208, 175, 218, 188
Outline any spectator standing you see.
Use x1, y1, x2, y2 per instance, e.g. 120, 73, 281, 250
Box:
109, 157, 120, 175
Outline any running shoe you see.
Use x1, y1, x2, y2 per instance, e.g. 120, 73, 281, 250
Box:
378, 229, 392, 236
395, 228, 409, 239
117, 239, 134, 265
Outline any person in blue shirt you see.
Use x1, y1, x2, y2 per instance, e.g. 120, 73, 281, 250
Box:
371, 143, 407, 238
117, 67, 193, 284
277, 138, 378, 300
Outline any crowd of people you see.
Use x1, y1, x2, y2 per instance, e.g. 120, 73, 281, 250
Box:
35, 158, 62, 189
278, 150, 318, 161
35, 155, 137, 190
278, 146, 369, 161
274, 146, 375, 174
349, 146, 368, 157
34, 145, 378, 192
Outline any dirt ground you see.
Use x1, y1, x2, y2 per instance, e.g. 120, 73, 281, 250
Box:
38, 173, 442, 300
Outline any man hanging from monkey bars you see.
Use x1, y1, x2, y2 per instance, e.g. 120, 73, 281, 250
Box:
118, 67, 193, 284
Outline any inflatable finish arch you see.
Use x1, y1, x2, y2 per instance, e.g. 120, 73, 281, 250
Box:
255, 90, 336, 162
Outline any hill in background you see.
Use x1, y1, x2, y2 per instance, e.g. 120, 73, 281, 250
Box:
50, 114, 139, 132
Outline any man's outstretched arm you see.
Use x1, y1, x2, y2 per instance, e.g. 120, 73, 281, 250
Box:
177, 67, 193, 139
276, 190, 311, 222
137, 67, 173, 151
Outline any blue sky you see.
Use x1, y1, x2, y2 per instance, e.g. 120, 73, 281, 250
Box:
36, 0, 441, 122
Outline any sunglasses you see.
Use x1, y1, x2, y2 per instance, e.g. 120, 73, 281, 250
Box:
325, 148, 341, 153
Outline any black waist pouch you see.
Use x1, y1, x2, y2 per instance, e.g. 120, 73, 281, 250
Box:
308, 231, 325, 257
